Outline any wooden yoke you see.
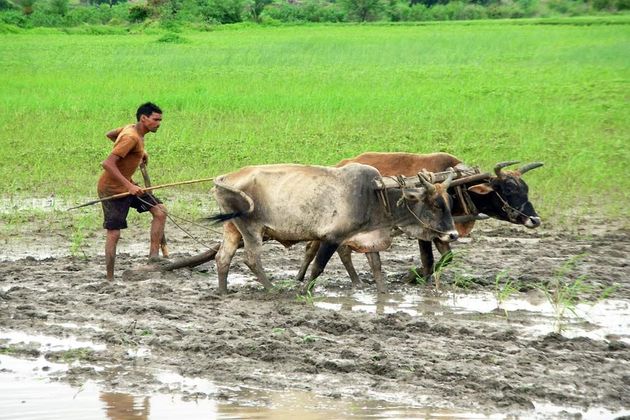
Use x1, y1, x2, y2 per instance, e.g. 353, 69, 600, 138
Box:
373, 166, 487, 190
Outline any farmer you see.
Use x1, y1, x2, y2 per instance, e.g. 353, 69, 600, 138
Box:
98, 102, 168, 280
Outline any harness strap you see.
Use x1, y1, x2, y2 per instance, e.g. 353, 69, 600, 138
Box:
494, 191, 531, 223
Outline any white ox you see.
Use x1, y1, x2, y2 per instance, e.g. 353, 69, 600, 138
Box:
209, 163, 458, 294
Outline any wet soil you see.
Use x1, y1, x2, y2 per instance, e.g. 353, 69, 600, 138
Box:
1, 217, 629, 416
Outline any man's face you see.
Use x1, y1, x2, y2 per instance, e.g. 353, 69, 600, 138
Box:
142, 112, 162, 132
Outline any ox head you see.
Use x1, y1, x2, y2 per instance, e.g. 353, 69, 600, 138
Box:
397, 172, 459, 243
467, 161, 543, 228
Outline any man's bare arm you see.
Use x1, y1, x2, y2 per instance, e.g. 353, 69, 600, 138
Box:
105, 127, 124, 142
101, 154, 143, 196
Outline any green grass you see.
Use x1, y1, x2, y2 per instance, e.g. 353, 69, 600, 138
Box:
1, 18, 629, 224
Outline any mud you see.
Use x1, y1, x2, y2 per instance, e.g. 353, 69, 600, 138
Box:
1, 217, 629, 417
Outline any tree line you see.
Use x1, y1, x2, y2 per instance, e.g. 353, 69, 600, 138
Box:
1, 0, 628, 28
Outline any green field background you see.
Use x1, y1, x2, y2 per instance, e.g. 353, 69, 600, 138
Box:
1, 20, 628, 222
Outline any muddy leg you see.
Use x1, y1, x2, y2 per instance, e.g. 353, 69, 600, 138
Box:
148, 204, 167, 259
418, 239, 435, 280
302, 242, 339, 294
337, 245, 362, 288
215, 223, 242, 294
105, 229, 120, 281
241, 231, 273, 291
296, 241, 320, 282
366, 252, 387, 294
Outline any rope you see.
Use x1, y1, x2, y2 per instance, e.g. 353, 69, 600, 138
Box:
493, 191, 531, 223
137, 195, 218, 250
403, 200, 453, 236
380, 174, 452, 236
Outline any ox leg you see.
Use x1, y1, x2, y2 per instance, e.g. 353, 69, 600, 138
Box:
240, 230, 274, 291
215, 222, 242, 295
302, 242, 338, 294
418, 239, 435, 281
296, 241, 320, 283
433, 239, 452, 260
366, 252, 387, 294
337, 245, 362, 288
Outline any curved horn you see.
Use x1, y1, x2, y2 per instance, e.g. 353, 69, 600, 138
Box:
418, 172, 436, 194
518, 162, 544, 175
442, 171, 454, 189
494, 160, 520, 177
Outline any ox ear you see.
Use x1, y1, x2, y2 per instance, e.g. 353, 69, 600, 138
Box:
402, 189, 426, 203
468, 183, 494, 195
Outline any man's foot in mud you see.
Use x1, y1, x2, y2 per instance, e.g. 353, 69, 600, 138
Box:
148, 255, 164, 263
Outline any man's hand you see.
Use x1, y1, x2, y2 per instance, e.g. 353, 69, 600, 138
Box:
142, 152, 149, 166
106, 127, 123, 142
128, 183, 144, 196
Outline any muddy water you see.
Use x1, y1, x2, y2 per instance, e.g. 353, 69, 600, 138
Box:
0, 367, 490, 420
315, 290, 630, 343
1, 218, 630, 418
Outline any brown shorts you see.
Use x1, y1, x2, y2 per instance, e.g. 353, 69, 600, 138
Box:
101, 193, 162, 230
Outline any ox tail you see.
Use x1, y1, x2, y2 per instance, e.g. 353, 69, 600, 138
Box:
207, 211, 243, 224
207, 176, 255, 224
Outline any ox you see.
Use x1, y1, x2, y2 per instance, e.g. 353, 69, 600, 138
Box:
296, 152, 543, 285
209, 163, 458, 294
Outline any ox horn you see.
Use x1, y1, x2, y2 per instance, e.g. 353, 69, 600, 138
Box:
494, 160, 520, 177
418, 172, 436, 194
442, 170, 454, 189
518, 162, 544, 175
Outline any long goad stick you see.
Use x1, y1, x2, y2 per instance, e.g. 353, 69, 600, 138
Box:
67, 177, 215, 210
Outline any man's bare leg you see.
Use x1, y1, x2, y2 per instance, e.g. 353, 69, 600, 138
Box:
105, 229, 121, 280
148, 204, 167, 259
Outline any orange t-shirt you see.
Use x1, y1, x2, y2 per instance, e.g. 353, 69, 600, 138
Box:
97, 124, 144, 196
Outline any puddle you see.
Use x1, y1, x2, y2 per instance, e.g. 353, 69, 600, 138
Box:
315, 290, 630, 343
0, 353, 492, 420
1, 361, 627, 420
0, 330, 106, 352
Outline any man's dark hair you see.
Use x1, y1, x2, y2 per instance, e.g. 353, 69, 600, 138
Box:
136, 102, 162, 121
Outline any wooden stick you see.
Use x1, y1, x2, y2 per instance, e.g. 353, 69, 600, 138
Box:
67, 177, 215, 210
140, 163, 169, 257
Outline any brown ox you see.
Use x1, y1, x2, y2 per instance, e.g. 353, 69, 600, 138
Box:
209, 163, 458, 294
296, 152, 543, 285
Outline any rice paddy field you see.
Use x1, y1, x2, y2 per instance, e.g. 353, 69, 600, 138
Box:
0, 18, 628, 221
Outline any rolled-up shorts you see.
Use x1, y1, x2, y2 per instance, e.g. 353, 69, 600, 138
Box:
101, 193, 162, 230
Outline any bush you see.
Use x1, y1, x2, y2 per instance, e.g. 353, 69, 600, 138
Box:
0, 21, 21, 31
407, 3, 431, 20
63, 4, 116, 24
591, 0, 614, 9
199, 0, 244, 23
129, 3, 150, 21
0, 0, 17, 11
386, 0, 411, 21
486, 1, 526, 18
30, 8, 65, 25
340, 0, 386, 21
547, 0, 589, 15
264, 1, 306, 21
456, 3, 487, 19
50, 0, 69, 15
427, 1, 467, 20
0, 9, 26, 25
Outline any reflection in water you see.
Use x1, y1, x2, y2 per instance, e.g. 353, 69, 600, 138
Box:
315, 290, 630, 343
100, 393, 149, 420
